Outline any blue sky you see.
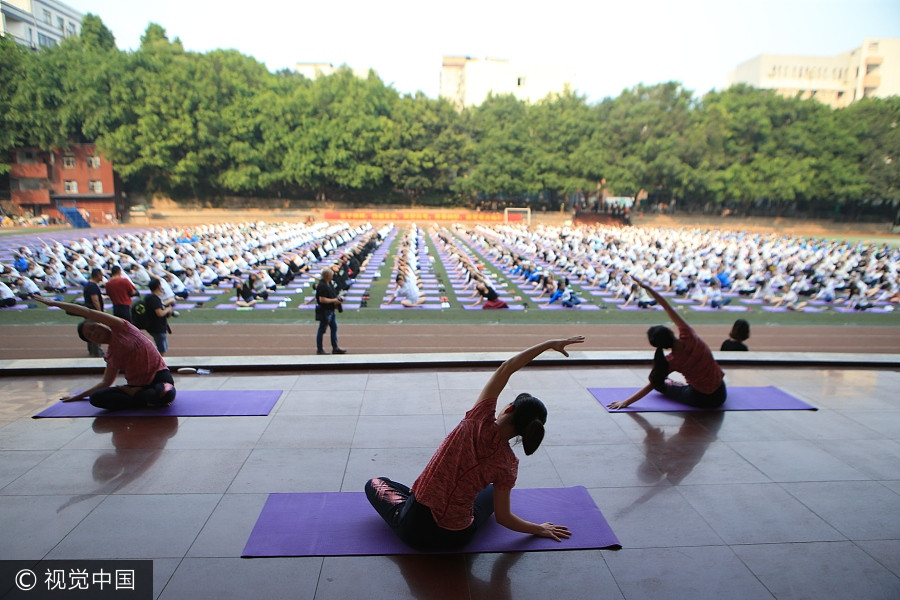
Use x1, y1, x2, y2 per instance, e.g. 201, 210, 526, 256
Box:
68, 0, 900, 102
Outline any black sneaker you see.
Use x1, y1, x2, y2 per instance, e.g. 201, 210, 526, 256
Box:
332, 348, 347, 355
316, 349, 328, 355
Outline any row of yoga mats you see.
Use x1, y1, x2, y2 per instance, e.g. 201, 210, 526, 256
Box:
31, 385, 815, 555
33, 386, 816, 418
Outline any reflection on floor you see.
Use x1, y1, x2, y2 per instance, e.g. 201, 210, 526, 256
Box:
1, 365, 898, 599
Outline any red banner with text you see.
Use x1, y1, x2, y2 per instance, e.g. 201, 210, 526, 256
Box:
322, 210, 516, 222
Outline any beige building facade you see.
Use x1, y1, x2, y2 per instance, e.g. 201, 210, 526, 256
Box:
440, 55, 575, 110
0, 0, 82, 49
729, 38, 900, 108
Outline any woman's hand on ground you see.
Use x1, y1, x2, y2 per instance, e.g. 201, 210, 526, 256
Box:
535, 522, 571, 541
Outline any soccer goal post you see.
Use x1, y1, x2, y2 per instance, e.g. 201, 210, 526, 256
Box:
504, 207, 531, 224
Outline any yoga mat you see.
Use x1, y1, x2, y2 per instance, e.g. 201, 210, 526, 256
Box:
760, 305, 823, 313
689, 305, 749, 312
463, 304, 525, 311
832, 306, 894, 314
379, 304, 444, 310
33, 389, 282, 418
242, 486, 620, 557
540, 303, 601, 310
589, 386, 817, 412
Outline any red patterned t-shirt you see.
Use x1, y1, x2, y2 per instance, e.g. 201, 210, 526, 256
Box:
666, 323, 724, 394
411, 397, 518, 530
105, 321, 168, 386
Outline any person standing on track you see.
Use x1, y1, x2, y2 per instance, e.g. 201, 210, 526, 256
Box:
105, 265, 137, 322
315, 266, 346, 355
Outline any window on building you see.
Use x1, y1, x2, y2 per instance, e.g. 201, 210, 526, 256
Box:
56, 16, 64, 31
62, 155, 76, 169
17, 151, 37, 164
64, 180, 78, 193
87, 156, 101, 168
517, 76, 526, 87
18, 179, 42, 191
67, 22, 76, 37
43, 9, 52, 24
88, 180, 103, 193
37, 33, 56, 48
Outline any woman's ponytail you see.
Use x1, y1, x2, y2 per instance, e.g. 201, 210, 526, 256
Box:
512, 393, 548, 456
520, 419, 545, 456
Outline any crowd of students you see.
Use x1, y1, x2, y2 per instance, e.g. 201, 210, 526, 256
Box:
0, 220, 379, 308
4, 220, 898, 317
464, 222, 899, 311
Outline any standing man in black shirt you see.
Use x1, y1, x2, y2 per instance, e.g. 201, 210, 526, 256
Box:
83, 268, 105, 357
145, 277, 177, 356
315, 266, 346, 355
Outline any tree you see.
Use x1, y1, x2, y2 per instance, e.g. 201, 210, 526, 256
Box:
381, 93, 465, 204
0, 36, 31, 173
79, 13, 116, 51
838, 97, 900, 211
455, 94, 536, 201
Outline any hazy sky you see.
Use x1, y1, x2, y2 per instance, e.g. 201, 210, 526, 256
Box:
68, 0, 900, 102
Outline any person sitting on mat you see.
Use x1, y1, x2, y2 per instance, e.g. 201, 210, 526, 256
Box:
608, 277, 726, 411
365, 336, 584, 551
31, 297, 176, 410
385, 272, 427, 307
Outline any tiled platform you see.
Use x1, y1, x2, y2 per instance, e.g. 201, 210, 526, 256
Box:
1, 358, 898, 599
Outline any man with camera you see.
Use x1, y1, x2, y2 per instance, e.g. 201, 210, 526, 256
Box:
315, 266, 347, 355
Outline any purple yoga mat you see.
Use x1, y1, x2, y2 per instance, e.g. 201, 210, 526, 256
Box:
462, 304, 525, 311
540, 303, 600, 310
379, 303, 444, 310
242, 486, 620, 557
33, 389, 282, 418
589, 386, 817, 412
760, 306, 823, 313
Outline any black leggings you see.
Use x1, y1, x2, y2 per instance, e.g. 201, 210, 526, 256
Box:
365, 477, 495, 551
663, 380, 727, 408
90, 369, 176, 410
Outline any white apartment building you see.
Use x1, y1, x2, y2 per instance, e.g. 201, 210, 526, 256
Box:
729, 38, 900, 109
0, 0, 83, 49
440, 55, 575, 110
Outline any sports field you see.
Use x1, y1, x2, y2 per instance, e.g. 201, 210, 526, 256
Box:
2, 215, 899, 359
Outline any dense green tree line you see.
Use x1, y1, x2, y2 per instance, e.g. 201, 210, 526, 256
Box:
1, 16, 897, 218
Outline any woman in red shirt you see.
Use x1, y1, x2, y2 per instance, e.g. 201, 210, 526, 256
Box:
608, 278, 727, 410
32, 297, 176, 410
365, 336, 584, 550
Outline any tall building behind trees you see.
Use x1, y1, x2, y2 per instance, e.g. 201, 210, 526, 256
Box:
0, 0, 83, 50
729, 38, 900, 108
440, 55, 575, 110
